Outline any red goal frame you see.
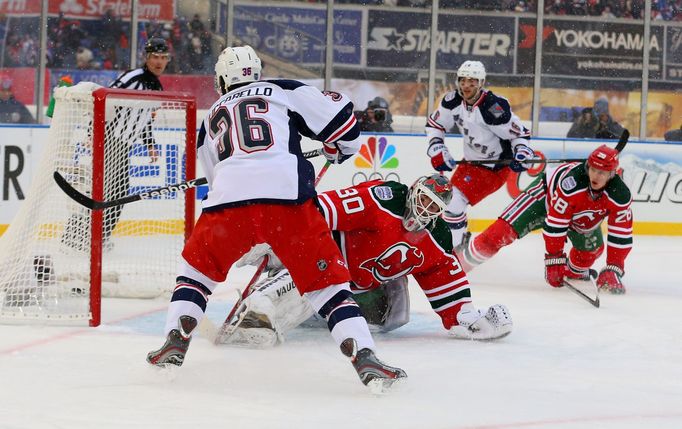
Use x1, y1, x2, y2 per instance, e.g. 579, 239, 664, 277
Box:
89, 88, 197, 326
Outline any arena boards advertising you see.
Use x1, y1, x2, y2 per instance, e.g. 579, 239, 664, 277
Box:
1, 128, 680, 237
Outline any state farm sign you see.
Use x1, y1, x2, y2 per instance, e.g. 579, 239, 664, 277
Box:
0, 0, 174, 21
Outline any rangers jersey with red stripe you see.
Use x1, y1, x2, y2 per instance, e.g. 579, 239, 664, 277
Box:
197, 80, 360, 210
543, 162, 633, 269
317, 180, 472, 329
426, 89, 531, 164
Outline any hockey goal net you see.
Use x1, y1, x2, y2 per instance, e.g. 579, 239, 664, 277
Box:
0, 83, 197, 326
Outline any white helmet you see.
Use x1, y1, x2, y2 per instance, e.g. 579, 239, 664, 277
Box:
214, 45, 262, 94
403, 174, 453, 232
455, 60, 486, 98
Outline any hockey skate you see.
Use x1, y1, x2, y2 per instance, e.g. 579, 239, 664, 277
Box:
147, 315, 197, 367
448, 304, 513, 340
340, 338, 407, 393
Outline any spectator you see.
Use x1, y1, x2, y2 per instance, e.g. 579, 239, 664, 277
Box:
664, 125, 682, 142
567, 107, 598, 138
75, 46, 94, 69
0, 76, 34, 124
593, 96, 624, 139
355, 96, 394, 132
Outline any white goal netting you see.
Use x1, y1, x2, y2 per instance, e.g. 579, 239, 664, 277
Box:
0, 82, 196, 325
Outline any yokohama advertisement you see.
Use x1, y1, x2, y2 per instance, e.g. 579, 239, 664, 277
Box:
518, 18, 664, 79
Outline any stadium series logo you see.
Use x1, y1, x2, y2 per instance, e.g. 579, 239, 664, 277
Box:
352, 136, 400, 185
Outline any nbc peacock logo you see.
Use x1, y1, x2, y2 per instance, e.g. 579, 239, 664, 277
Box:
352, 136, 400, 184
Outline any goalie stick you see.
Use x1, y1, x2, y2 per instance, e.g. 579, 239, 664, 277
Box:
562, 269, 600, 308
455, 129, 630, 167
53, 148, 324, 210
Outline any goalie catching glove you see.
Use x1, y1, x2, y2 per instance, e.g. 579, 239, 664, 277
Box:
427, 138, 457, 172
448, 303, 513, 340
597, 264, 625, 294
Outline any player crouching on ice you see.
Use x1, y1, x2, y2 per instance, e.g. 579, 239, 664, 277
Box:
457, 144, 632, 294
217, 174, 513, 348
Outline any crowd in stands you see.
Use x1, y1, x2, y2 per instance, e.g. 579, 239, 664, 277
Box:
313, 0, 681, 19
0, 1, 680, 72
0, 10, 216, 73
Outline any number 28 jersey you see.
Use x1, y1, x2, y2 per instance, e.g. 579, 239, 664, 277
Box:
543, 162, 633, 268
197, 79, 360, 211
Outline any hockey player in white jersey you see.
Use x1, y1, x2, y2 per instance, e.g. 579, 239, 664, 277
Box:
426, 60, 534, 247
147, 46, 406, 391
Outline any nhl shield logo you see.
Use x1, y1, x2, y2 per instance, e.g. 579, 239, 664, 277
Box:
317, 259, 328, 271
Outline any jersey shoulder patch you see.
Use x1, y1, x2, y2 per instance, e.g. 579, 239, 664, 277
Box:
561, 176, 577, 192
371, 181, 407, 217
441, 91, 463, 110
558, 163, 591, 196
428, 218, 455, 253
373, 186, 394, 201
479, 91, 512, 126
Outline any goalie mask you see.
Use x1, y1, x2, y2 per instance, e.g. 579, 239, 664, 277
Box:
403, 174, 453, 232
455, 60, 486, 100
215, 45, 262, 95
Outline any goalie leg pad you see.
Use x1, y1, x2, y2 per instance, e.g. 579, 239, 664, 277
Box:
448, 303, 513, 341
216, 270, 315, 347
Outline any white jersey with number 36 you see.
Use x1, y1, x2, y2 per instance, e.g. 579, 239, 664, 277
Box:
197, 79, 360, 210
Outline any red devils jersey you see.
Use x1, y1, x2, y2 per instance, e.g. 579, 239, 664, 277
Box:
317, 180, 471, 329
543, 162, 633, 269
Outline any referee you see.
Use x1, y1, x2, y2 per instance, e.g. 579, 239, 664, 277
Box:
103, 37, 170, 246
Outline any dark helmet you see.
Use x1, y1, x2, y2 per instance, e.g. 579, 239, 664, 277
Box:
145, 37, 169, 54
368, 96, 389, 110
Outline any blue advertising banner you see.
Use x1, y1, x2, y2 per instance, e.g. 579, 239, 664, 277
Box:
366, 10, 514, 73
366, 9, 431, 69
233, 5, 362, 65
50, 69, 120, 89
436, 14, 515, 73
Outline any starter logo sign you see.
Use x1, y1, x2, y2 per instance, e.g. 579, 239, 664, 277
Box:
367, 10, 515, 73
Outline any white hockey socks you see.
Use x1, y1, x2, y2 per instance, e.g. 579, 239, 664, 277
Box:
306, 283, 375, 351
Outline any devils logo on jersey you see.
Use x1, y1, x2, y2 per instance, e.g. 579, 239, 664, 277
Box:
571, 209, 608, 233
359, 242, 424, 284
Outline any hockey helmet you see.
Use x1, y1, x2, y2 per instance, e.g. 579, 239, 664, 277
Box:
456, 60, 486, 98
214, 45, 262, 94
403, 174, 453, 232
587, 144, 619, 172
145, 37, 169, 54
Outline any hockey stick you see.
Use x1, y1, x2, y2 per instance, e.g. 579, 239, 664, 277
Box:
53, 149, 324, 210
315, 161, 332, 187
212, 255, 270, 344
454, 129, 630, 167
562, 269, 600, 308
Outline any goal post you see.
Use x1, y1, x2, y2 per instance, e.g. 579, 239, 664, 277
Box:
0, 83, 197, 327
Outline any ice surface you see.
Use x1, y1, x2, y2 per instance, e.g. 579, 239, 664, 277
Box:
1, 235, 681, 429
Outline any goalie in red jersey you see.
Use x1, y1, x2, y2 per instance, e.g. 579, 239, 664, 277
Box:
457, 144, 633, 294
216, 174, 513, 347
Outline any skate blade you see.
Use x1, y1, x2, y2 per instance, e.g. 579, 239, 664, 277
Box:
366, 376, 406, 395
